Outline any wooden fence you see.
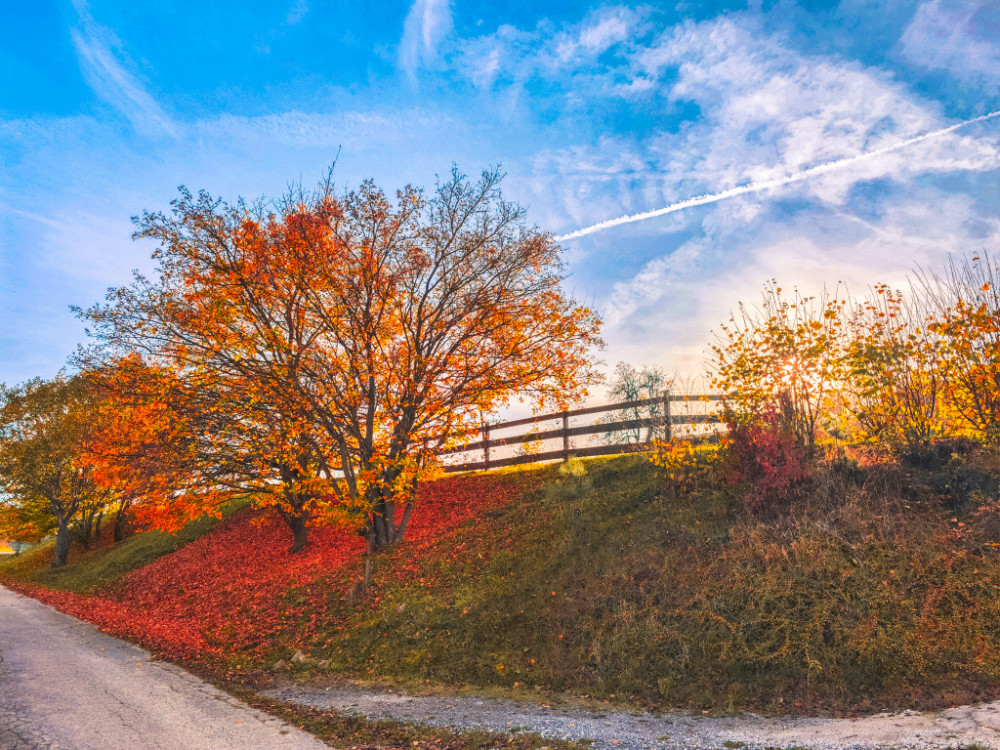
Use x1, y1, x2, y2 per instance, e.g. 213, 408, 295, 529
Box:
437, 394, 724, 473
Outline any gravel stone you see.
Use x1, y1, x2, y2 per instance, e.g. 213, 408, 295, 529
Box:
265, 682, 1000, 750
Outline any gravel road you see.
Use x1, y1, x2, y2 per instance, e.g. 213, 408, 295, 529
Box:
0, 585, 327, 750
265, 682, 1000, 750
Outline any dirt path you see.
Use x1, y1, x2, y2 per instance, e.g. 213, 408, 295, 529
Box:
265, 682, 1000, 750
0, 585, 327, 750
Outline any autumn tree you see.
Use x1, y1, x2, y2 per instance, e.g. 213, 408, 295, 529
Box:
79, 358, 205, 542
78, 335, 339, 554
81, 166, 602, 554
710, 281, 847, 451
842, 284, 950, 449
0, 503, 46, 552
0, 376, 110, 566
918, 252, 1000, 444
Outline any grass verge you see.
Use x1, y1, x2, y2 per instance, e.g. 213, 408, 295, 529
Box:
0, 497, 249, 593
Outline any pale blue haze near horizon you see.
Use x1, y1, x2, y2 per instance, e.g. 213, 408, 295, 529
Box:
1, 0, 999, 391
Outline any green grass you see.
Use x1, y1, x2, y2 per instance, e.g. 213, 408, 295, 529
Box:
0, 537, 56, 579
285, 447, 1000, 713
8, 444, 1000, 716
0, 498, 249, 594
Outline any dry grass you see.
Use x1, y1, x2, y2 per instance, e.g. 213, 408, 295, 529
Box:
7, 446, 1000, 716
301, 446, 1000, 713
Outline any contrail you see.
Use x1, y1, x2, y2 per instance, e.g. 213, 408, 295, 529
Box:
556, 109, 1000, 241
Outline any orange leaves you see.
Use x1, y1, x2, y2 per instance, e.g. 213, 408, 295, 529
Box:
78, 166, 602, 555
710, 252, 1000, 451
710, 280, 847, 451
0, 505, 45, 545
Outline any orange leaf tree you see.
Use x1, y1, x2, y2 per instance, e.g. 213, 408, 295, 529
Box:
842, 283, 950, 449
710, 281, 847, 452
0, 376, 111, 566
80, 357, 209, 542
919, 252, 1000, 444
0, 504, 46, 551
81, 166, 602, 553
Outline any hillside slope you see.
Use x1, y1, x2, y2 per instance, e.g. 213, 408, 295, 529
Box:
5, 449, 1000, 714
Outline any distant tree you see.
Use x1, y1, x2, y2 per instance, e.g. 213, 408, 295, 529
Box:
0, 376, 110, 567
0, 504, 46, 553
81, 166, 602, 554
605, 362, 671, 444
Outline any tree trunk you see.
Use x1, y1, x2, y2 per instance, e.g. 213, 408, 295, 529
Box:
396, 501, 414, 541
362, 535, 374, 591
366, 489, 413, 553
52, 519, 72, 567
289, 514, 308, 553
279, 504, 310, 553
78, 507, 98, 550
113, 502, 130, 542
94, 511, 104, 544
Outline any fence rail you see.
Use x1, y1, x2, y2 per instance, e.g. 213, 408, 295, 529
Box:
440, 393, 724, 473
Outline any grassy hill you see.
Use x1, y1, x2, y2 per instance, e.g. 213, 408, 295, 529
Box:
4, 445, 1000, 715
1, 498, 248, 593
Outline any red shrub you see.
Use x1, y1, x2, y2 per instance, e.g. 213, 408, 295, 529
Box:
725, 407, 809, 515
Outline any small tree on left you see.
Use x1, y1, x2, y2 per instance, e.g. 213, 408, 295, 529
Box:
0, 376, 110, 567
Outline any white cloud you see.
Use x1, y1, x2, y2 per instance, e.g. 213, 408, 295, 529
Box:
455, 23, 536, 91
399, 0, 454, 76
195, 109, 457, 149
455, 6, 648, 91
286, 0, 309, 25
598, 189, 1000, 378
519, 133, 709, 245
900, 0, 1000, 94
483, 11, 1000, 376
636, 18, 945, 189
70, 1, 177, 138
555, 8, 635, 62
557, 109, 1000, 240
524, 14, 1000, 237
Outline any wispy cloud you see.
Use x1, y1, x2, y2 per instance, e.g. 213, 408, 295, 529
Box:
600, 189, 1000, 375
399, 0, 453, 76
557, 110, 1000, 240
286, 0, 309, 25
69, 0, 177, 138
518, 14, 1000, 240
195, 109, 457, 148
455, 6, 648, 92
901, 0, 1000, 95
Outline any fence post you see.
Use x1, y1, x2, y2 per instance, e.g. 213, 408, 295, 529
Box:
562, 411, 570, 460
482, 424, 490, 469
663, 391, 672, 442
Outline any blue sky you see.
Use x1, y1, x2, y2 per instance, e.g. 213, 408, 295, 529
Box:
1, 0, 999, 388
